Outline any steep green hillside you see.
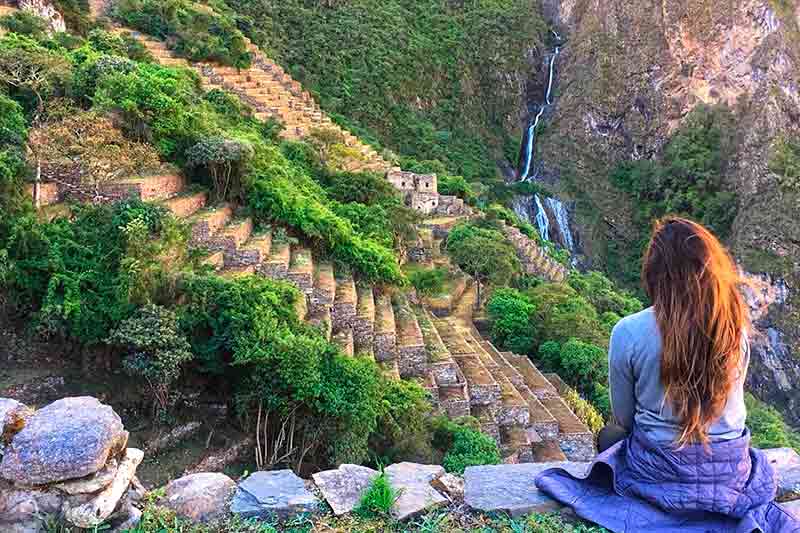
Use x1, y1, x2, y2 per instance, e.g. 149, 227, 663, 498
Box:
225, 0, 548, 180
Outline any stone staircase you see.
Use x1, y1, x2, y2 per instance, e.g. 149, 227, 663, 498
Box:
122, 31, 389, 174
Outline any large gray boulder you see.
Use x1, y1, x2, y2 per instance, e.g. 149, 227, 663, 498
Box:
0, 397, 128, 486
164, 472, 236, 523
464, 462, 590, 517
384, 462, 447, 521
312, 464, 379, 516
231, 470, 320, 520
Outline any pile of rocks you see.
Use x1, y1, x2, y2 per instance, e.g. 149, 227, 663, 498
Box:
0, 397, 144, 532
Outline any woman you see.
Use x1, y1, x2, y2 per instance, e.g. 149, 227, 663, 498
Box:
536, 217, 799, 533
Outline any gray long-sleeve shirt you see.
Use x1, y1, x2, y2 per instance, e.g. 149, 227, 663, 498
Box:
608, 307, 749, 444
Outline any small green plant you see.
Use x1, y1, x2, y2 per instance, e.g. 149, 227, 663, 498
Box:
409, 267, 447, 297
355, 468, 399, 518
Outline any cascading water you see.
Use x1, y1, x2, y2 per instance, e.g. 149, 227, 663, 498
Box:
515, 31, 577, 254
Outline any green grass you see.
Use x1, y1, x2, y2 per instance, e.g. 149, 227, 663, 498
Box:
354, 469, 399, 518
119, 502, 610, 532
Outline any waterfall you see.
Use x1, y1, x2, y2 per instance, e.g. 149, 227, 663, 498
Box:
535, 195, 550, 241
515, 31, 576, 255
546, 197, 574, 251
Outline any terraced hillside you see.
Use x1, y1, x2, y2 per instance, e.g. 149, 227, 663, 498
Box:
22, 0, 594, 465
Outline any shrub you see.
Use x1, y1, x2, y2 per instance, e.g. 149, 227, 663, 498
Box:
487, 287, 537, 355
563, 388, 605, 434
108, 304, 193, 414
111, 0, 251, 68
28, 110, 162, 193
0, 93, 27, 148
441, 423, 501, 475
409, 267, 447, 297
567, 270, 642, 317
538, 339, 608, 395
527, 283, 608, 348
746, 393, 800, 452
370, 379, 434, 465
4, 200, 187, 345
0, 33, 71, 110
770, 136, 800, 193
0, 11, 49, 39
178, 274, 387, 466
438, 173, 475, 203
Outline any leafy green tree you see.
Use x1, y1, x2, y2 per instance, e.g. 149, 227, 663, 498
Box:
487, 287, 537, 355
0, 11, 49, 40
538, 339, 607, 399
0, 33, 70, 111
445, 222, 520, 307
527, 283, 607, 347
567, 270, 642, 317
108, 304, 193, 414
187, 136, 254, 202
0, 93, 27, 148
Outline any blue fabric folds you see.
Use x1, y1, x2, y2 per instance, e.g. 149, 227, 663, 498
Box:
535, 428, 800, 532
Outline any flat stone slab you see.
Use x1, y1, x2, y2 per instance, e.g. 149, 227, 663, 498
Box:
0, 397, 128, 486
164, 472, 236, 523
312, 464, 379, 516
231, 470, 320, 520
384, 462, 447, 521
464, 462, 590, 517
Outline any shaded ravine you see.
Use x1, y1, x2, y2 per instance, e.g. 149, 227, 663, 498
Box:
514, 31, 575, 254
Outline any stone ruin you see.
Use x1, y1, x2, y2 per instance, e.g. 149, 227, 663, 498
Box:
386, 169, 469, 217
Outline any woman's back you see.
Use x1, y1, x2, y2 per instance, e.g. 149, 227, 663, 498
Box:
609, 306, 749, 445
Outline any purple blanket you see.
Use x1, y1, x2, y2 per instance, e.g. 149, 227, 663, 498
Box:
535, 428, 800, 532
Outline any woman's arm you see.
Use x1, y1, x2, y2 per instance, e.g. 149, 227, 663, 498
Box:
609, 322, 636, 431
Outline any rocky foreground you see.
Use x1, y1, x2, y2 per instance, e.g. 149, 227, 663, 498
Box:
2, 396, 800, 531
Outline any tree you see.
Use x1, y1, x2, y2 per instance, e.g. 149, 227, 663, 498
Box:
487, 287, 537, 354
445, 222, 520, 308
0, 33, 70, 112
527, 283, 607, 347
108, 304, 193, 415
186, 135, 254, 201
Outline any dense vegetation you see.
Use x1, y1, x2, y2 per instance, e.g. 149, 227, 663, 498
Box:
111, 0, 252, 67
487, 271, 642, 420
605, 104, 739, 287
224, 0, 549, 181
0, 21, 448, 472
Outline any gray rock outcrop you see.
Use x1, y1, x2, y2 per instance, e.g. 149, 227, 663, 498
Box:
0, 396, 143, 532
0, 396, 128, 486
164, 472, 236, 523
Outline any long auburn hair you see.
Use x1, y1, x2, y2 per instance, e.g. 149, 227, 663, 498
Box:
642, 216, 749, 446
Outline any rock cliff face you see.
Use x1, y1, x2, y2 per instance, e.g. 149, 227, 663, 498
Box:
533, 0, 800, 421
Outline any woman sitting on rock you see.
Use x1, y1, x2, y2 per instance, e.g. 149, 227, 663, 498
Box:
536, 216, 799, 532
